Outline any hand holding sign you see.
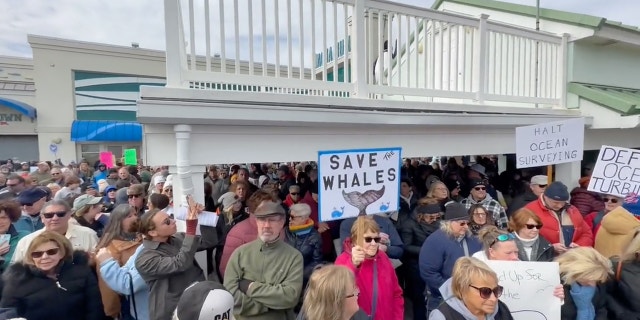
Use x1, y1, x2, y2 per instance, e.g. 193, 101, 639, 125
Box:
351, 245, 365, 267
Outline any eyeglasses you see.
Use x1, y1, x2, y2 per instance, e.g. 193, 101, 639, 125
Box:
525, 223, 543, 230
469, 285, 504, 299
31, 248, 60, 259
51, 173, 61, 176
345, 289, 360, 298
42, 211, 67, 219
490, 234, 515, 247
364, 236, 382, 243
128, 194, 142, 199
164, 188, 173, 192
457, 221, 469, 226
473, 187, 486, 191
604, 198, 618, 203
6, 183, 19, 187
473, 212, 487, 217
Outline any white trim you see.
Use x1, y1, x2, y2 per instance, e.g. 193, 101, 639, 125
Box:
594, 26, 640, 47
75, 77, 165, 87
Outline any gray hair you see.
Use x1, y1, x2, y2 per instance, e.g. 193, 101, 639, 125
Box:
440, 220, 471, 238
41, 199, 72, 214
289, 185, 301, 192
290, 203, 311, 217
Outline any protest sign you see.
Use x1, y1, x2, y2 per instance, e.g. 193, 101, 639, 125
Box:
588, 145, 640, 197
515, 118, 584, 168
486, 261, 561, 320
123, 149, 137, 165
318, 147, 401, 222
99, 151, 114, 168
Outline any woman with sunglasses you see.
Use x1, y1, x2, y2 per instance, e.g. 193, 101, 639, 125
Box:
429, 257, 513, 320
555, 247, 610, 320
94, 204, 144, 319
508, 208, 554, 262
297, 264, 368, 320
585, 195, 622, 235
1, 231, 104, 320
335, 216, 404, 320
400, 200, 442, 320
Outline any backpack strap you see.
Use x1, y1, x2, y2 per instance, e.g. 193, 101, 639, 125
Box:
616, 259, 623, 282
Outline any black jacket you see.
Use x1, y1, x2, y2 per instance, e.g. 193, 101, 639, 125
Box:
606, 259, 640, 319
397, 193, 418, 227
507, 189, 538, 217
285, 228, 323, 276
0, 251, 104, 320
561, 283, 608, 320
513, 234, 554, 262
399, 213, 440, 261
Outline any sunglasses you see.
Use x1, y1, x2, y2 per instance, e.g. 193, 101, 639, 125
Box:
42, 211, 67, 219
364, 236, 382, 243
457, 221, 469, 226
604, 198, 618, 203
162, 217, 173, 225
290, 193, 299, 196
473, 187, 486, 191
22, 203, 34, 207
31, 247, 60, 259
128, 194, 142, 199
490, 233, 515, 247
525, 223, 543, 230
537, 184, 548, 188
470, 285, 504, 299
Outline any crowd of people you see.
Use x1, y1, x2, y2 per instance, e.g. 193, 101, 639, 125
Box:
0, 157, 638, 320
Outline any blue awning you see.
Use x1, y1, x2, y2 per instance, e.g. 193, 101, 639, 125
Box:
70, 120, 142, 142
0, 97, 37, 118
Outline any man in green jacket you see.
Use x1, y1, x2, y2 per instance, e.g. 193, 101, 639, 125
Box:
224, 201, 303, 320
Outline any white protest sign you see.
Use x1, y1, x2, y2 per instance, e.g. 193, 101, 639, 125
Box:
515, 118, 584, 168
318, 147, 401, 222
486, 261, 561, 320
588, 145, 640, 197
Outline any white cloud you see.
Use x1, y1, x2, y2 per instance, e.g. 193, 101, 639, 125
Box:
0, 0, 638, 58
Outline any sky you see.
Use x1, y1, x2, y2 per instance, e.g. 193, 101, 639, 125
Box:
1, 0, 638, 58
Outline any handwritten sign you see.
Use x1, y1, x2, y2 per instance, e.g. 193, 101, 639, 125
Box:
486, 261, 561, 320
588, 145, 640, 197
515, 118, 584, 168
318, 147, 401, 222
99, 151, 114, 168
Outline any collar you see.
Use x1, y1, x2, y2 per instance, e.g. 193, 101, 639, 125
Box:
8, 224, 17, 237
142, 236, 174, 250
63, 223, 82, 240
259, 236, 284, 250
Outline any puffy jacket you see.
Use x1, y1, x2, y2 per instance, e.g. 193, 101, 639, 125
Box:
570, 187, 604, 216
285, 225, 323, 276
525, 196, 593, 247
594, 207, 640, 258
300, 193, 336, 257
606, 259, 640, 319
0, 251, 104, 320
335, 238, 404, 320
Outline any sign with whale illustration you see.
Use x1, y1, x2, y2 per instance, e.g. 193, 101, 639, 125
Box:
318, 147, 401, 222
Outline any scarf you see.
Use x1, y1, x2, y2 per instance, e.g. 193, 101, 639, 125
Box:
289, 219, 314, 235
570, 283, 596, 320
514, 232, 538, 248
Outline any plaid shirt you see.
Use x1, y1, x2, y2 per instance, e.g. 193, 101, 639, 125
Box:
461, 195, 508, 229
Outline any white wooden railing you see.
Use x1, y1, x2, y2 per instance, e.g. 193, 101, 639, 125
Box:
164, 0, 568, 107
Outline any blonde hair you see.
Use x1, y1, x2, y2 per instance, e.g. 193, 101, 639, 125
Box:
477, 225, 513, 256
349, 215, 380, 246
620, 229, 640, 262
25, 231, 73, 266
426, 181, 449, 199
451, 257, 498, 299
302, 264, 354, 320
555, 247, 612, 285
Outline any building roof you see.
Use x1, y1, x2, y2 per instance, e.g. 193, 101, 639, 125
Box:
432, 0, 640, 34
568, 82, 640, 116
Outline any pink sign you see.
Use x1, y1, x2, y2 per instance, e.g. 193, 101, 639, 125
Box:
99, 151, 114, 168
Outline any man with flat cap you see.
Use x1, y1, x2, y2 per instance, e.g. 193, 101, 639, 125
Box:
224, 201, 303, 320
13, 187, 48, 233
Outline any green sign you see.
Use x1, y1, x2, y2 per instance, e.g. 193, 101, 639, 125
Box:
123, 149, 137, 165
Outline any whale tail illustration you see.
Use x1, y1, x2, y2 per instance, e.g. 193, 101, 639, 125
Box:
342, 186, 386, 216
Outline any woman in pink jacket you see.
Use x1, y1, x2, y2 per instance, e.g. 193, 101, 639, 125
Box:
335, 216, 404, 320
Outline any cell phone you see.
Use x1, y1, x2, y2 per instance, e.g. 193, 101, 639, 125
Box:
0, 234, 10, 245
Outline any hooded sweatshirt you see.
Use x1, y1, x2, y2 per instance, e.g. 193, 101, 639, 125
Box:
594, 206, 640, 258
429, 278, 509, 320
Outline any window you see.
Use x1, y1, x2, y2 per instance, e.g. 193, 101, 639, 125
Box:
80, 144, 101, 165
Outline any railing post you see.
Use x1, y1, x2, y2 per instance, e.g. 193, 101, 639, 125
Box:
351, 0, 369, 98
558, 33, 570, 108
475, 14, 489, 104
164, 0, 189, 88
